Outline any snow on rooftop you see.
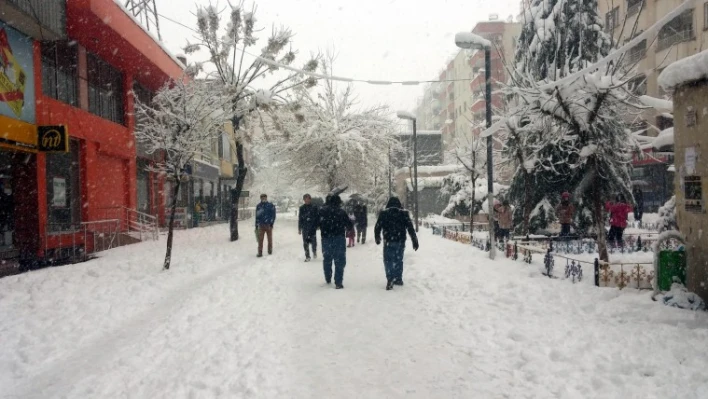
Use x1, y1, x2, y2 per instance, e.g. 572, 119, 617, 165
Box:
658, 49, 708, 91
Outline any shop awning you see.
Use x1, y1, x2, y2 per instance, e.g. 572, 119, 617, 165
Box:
0, 115, 37, 152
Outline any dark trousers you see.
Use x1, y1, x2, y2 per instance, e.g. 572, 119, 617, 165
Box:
634, 209, 643, 223
303, 232, 318, 258
560, 224, 571, 237
608, 226, 625, 247
257, 225, 273, 255
322, 237, 346, 284
356, 225, 367, 243
383, 241, 405, 282
497, 228, 510, 241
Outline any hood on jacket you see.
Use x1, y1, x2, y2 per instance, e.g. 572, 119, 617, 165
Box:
327, 194, 342, 207
386, 197, 402, 209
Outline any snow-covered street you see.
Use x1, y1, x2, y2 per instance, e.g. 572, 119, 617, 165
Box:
2, 217, 708, 399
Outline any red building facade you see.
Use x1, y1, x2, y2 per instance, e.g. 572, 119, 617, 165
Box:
1, 0, 183, 268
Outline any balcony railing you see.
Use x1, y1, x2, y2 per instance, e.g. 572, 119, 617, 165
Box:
6, 0, 66, 37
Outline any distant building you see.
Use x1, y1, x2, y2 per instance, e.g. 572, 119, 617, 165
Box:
392, 130, 443, 168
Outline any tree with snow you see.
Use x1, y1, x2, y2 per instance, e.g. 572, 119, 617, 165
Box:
184, 2, 319, 241
134, 78, 231, 270
262, 59, 397, 194
503, 0, 646, 261
440, 134, 487, 220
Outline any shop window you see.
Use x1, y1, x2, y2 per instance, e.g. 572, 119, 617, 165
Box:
41, 41, 78, 106
658, 9, 694, 50
87, 53, 124, 124
46, 140, 81, 232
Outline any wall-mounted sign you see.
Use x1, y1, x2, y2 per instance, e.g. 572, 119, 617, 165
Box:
684, 175, 703, 213
685, 147, 697, 175
685, 107, 697, 127
38, 125, 69, 152
0, 22, 35, 124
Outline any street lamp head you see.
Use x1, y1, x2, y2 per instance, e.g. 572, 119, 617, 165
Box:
396, 110, 416, 121
455, 32, 491, 50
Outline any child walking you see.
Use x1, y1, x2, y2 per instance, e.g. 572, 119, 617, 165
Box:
346, 213, 356, 247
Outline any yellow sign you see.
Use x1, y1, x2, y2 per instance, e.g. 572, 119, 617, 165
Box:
0, 114, 37, 152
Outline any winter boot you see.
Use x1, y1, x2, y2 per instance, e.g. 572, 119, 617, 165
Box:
305, 257, 311, 262
335, 284, 344, 289
386, 280, 394, 290
394, 279, 404, 286
257, 253, 263, 258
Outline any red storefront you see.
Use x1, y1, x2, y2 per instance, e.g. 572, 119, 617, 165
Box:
1, 0, 183, 268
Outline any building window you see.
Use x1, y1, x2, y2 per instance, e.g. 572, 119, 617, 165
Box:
656, 115, 674, 131
46, 140, 81, 232
41, 41, 78, 106
87, 53, 124, 124
218, 134, 232, 163
628, 74, 647, 95
658, 9, 694, 50
627, 39, 647, 64
627, 0, 643, 17
606, 7, 619, 32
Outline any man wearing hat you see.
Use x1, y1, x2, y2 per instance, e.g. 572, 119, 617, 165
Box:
317, 194, 353, 289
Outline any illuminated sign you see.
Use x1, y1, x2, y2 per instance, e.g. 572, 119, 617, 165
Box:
38, 125, 69, 152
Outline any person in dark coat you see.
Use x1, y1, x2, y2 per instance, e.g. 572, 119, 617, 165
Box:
555, 192, 575, 237
374, 197, 419, 290
632, 187, 644, 224
317, 194, 353, 289
298, 193, 319, 261
255, 193, 276, 257
354, 202, 368, 244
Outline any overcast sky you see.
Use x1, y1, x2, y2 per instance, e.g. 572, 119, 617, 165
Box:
155, 0, 519, 114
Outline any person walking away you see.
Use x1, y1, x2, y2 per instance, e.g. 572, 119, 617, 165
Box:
374, 197, 419, 290
496, 199, 513, 242
317, 194, 352, 289
255, 194, 276, 257
299, 194, 319, 261
632, 187, 644, 226
346, 213, 356, 247
606, 195, 632, 248
556, 192, 576, 237
354, 202, 368, 244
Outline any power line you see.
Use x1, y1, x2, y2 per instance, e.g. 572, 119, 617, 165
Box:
156, 11, 479, 86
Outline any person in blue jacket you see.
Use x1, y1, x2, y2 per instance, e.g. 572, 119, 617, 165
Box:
255, 193, 276, 257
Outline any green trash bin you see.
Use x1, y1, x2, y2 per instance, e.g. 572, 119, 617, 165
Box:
657, 250, 687, 291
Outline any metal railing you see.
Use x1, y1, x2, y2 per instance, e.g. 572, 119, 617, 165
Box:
44, 219, 120, 263
99, 207, 159, 241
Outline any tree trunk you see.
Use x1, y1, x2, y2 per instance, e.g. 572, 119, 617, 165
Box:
470, 173, 476, 231
591, 160, 609, 262
163, 178, 181, 270
523, 170, 531, 236
231, 140, 247, 241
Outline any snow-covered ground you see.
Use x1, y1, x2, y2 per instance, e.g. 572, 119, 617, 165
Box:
2, 217, 707, 398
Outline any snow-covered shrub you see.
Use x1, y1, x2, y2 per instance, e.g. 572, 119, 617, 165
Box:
662, 282, 706, 311
657, 196, 677, 232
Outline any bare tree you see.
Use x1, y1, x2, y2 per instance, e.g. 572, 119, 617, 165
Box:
185, 1, 319, 241
134, 78, 230, 270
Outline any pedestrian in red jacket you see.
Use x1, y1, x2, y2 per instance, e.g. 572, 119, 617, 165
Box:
606, 195, 632, 248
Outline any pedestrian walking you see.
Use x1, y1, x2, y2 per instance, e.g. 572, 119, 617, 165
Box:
555, 192, 576, 237
354, 202, 368, 244
346, 213, 356, 247
374, 197, 419, 290
317, 194, 353, 289
255, 193, 276, 257
632, 187, 644, 225
298, 194, 319, 261
606, 194, 632, 248
495, 199, 513, 242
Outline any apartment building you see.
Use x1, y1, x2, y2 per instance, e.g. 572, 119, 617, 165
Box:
414, 19, 520, 167
598, 0, 705, 209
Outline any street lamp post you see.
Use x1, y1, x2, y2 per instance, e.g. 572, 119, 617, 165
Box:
455, 32, 496, 260
396, 111, 419, 232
